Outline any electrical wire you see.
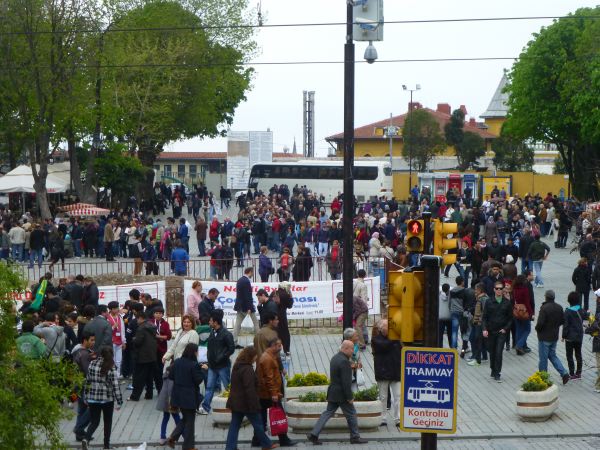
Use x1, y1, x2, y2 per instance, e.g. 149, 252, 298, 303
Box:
0, 15, 598, 36
0, 56, 528, 71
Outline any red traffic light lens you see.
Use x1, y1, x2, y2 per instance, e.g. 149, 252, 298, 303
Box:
407, 220, 422, 235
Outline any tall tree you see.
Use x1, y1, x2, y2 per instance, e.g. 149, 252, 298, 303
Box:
504, 7, 600, 200
402, 109, 445, 172
492, 133, 534, 171
443, 109, 485, 170
0, 0, 93, 217
102, 1, 253, 193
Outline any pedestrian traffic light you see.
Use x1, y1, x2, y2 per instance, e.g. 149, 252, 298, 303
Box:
406, 219, 424, 252
387, 269, 424, 343
433, 219, 458, 266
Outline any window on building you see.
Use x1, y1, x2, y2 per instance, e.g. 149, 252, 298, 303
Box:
164, 164, 172, 176
189, 165, 197, 178
177, 165, 185, 179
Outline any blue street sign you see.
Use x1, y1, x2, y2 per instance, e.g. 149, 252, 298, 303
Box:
400, 347, 458, 434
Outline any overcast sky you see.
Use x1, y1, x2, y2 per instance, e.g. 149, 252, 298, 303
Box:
168, 0, 598, 157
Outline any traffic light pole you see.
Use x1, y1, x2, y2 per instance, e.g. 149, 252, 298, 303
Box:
422, 211, 431, 255
421, 254, 441, 450
342, 0, 355, 331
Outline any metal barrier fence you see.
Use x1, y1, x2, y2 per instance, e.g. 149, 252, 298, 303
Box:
17, 256, 389, 330
18, 255, 391, 286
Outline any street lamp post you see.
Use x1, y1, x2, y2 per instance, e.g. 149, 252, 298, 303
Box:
403, 84, 421, 199
342, 1, 355, 331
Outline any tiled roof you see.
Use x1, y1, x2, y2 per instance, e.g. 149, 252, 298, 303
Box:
273, 152, 299, 158
157, 152, 226, 160
481, 74, 509, 119
325, 107, 497, 142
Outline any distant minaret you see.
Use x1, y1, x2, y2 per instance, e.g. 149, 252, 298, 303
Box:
293, 137, 298, 154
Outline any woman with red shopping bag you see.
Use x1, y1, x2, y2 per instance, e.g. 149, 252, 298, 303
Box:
225, 346, 278, 450
254, 337, 296, 447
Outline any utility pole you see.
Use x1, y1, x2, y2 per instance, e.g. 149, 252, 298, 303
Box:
342, 0, 355, 331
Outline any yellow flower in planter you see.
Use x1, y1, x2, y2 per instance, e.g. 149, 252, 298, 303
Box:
521, 371, 553, 392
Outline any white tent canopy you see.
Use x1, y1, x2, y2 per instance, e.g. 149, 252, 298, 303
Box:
0, 162, 70, 193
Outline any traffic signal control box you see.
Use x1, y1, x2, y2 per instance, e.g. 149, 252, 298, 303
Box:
433, 220, 458, 267
405, 219, 424, 253
388, 269, 424, 343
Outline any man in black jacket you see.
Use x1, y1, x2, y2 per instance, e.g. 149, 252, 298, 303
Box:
28, 223, 45, 269
232, 267, 259, 348
198, 287, 219, 318
199, 309, 234, 414
61, 275, 85, 311
482, 280, 512, 383
307, 340, 367, 445
129, 310, 158, 401
257, 288, 278, 326
535, 290, 570, 385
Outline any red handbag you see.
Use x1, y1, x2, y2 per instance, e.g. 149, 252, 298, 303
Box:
267, 405, 288, 436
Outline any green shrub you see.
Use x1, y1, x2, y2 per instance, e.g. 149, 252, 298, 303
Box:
0, 262, 81, 449
298, 391, 328, 402
353, 385, 379, 401
286, 372, 329, 387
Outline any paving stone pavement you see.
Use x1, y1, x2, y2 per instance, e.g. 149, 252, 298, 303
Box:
58, 233, 600, 448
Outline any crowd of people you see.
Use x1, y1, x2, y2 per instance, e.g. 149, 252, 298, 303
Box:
10, 181, 600, 449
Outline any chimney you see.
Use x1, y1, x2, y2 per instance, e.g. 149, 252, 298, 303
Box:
437, 103, 451, 115
459, 105, 468, 116
469, 117, 476, 126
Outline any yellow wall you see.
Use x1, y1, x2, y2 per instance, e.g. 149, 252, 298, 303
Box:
393, 173, 411, 199
497, 172, 569, 197
391, 171, 569, 200
483, 118, 504, 136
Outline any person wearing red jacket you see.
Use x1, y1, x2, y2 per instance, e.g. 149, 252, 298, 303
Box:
152, 307, 172, 393
513, 274, 534, 355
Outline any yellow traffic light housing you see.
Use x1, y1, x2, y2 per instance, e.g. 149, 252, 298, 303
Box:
387, 269, 424, 343
433, 219, 458, 266
406, 219, 424, 252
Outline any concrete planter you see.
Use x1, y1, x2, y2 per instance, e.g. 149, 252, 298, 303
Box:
515, 384, 559, 422
211, 395, 231, 427
285, 385, 329, 401
286, 399, 382, 431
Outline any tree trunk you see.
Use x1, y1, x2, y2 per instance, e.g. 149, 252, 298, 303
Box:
571, 143, 600, 201
29, 136, 52, 220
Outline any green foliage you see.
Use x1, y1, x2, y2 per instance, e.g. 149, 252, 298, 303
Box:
0, 262, 81, 449
297, 391, 327, 402
353, 385, 379, 401
444, 109, 485, 170
94, 144, 148, 202
286, 372, 329, 387
403, 109, 446, 172
102, 1, 253, 167
521, 371, 553, 392
492, 133, 535, 172
505, 7, 600, 199
553, 156, 567, 175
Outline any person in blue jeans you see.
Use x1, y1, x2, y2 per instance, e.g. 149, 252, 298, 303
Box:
535, 289, 570, 385
225, 346, 274, 450
198, 309, 234, 415
71, 332, 95, 442
449, 276, 466, 350
527, 235, 550, 287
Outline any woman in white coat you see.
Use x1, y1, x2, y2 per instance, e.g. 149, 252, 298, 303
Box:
162, 315, 199, 363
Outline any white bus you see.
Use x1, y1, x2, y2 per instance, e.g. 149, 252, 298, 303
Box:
248, 160, 393, 203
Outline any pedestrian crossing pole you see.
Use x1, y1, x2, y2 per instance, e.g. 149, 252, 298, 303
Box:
421, 254, 442, 450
